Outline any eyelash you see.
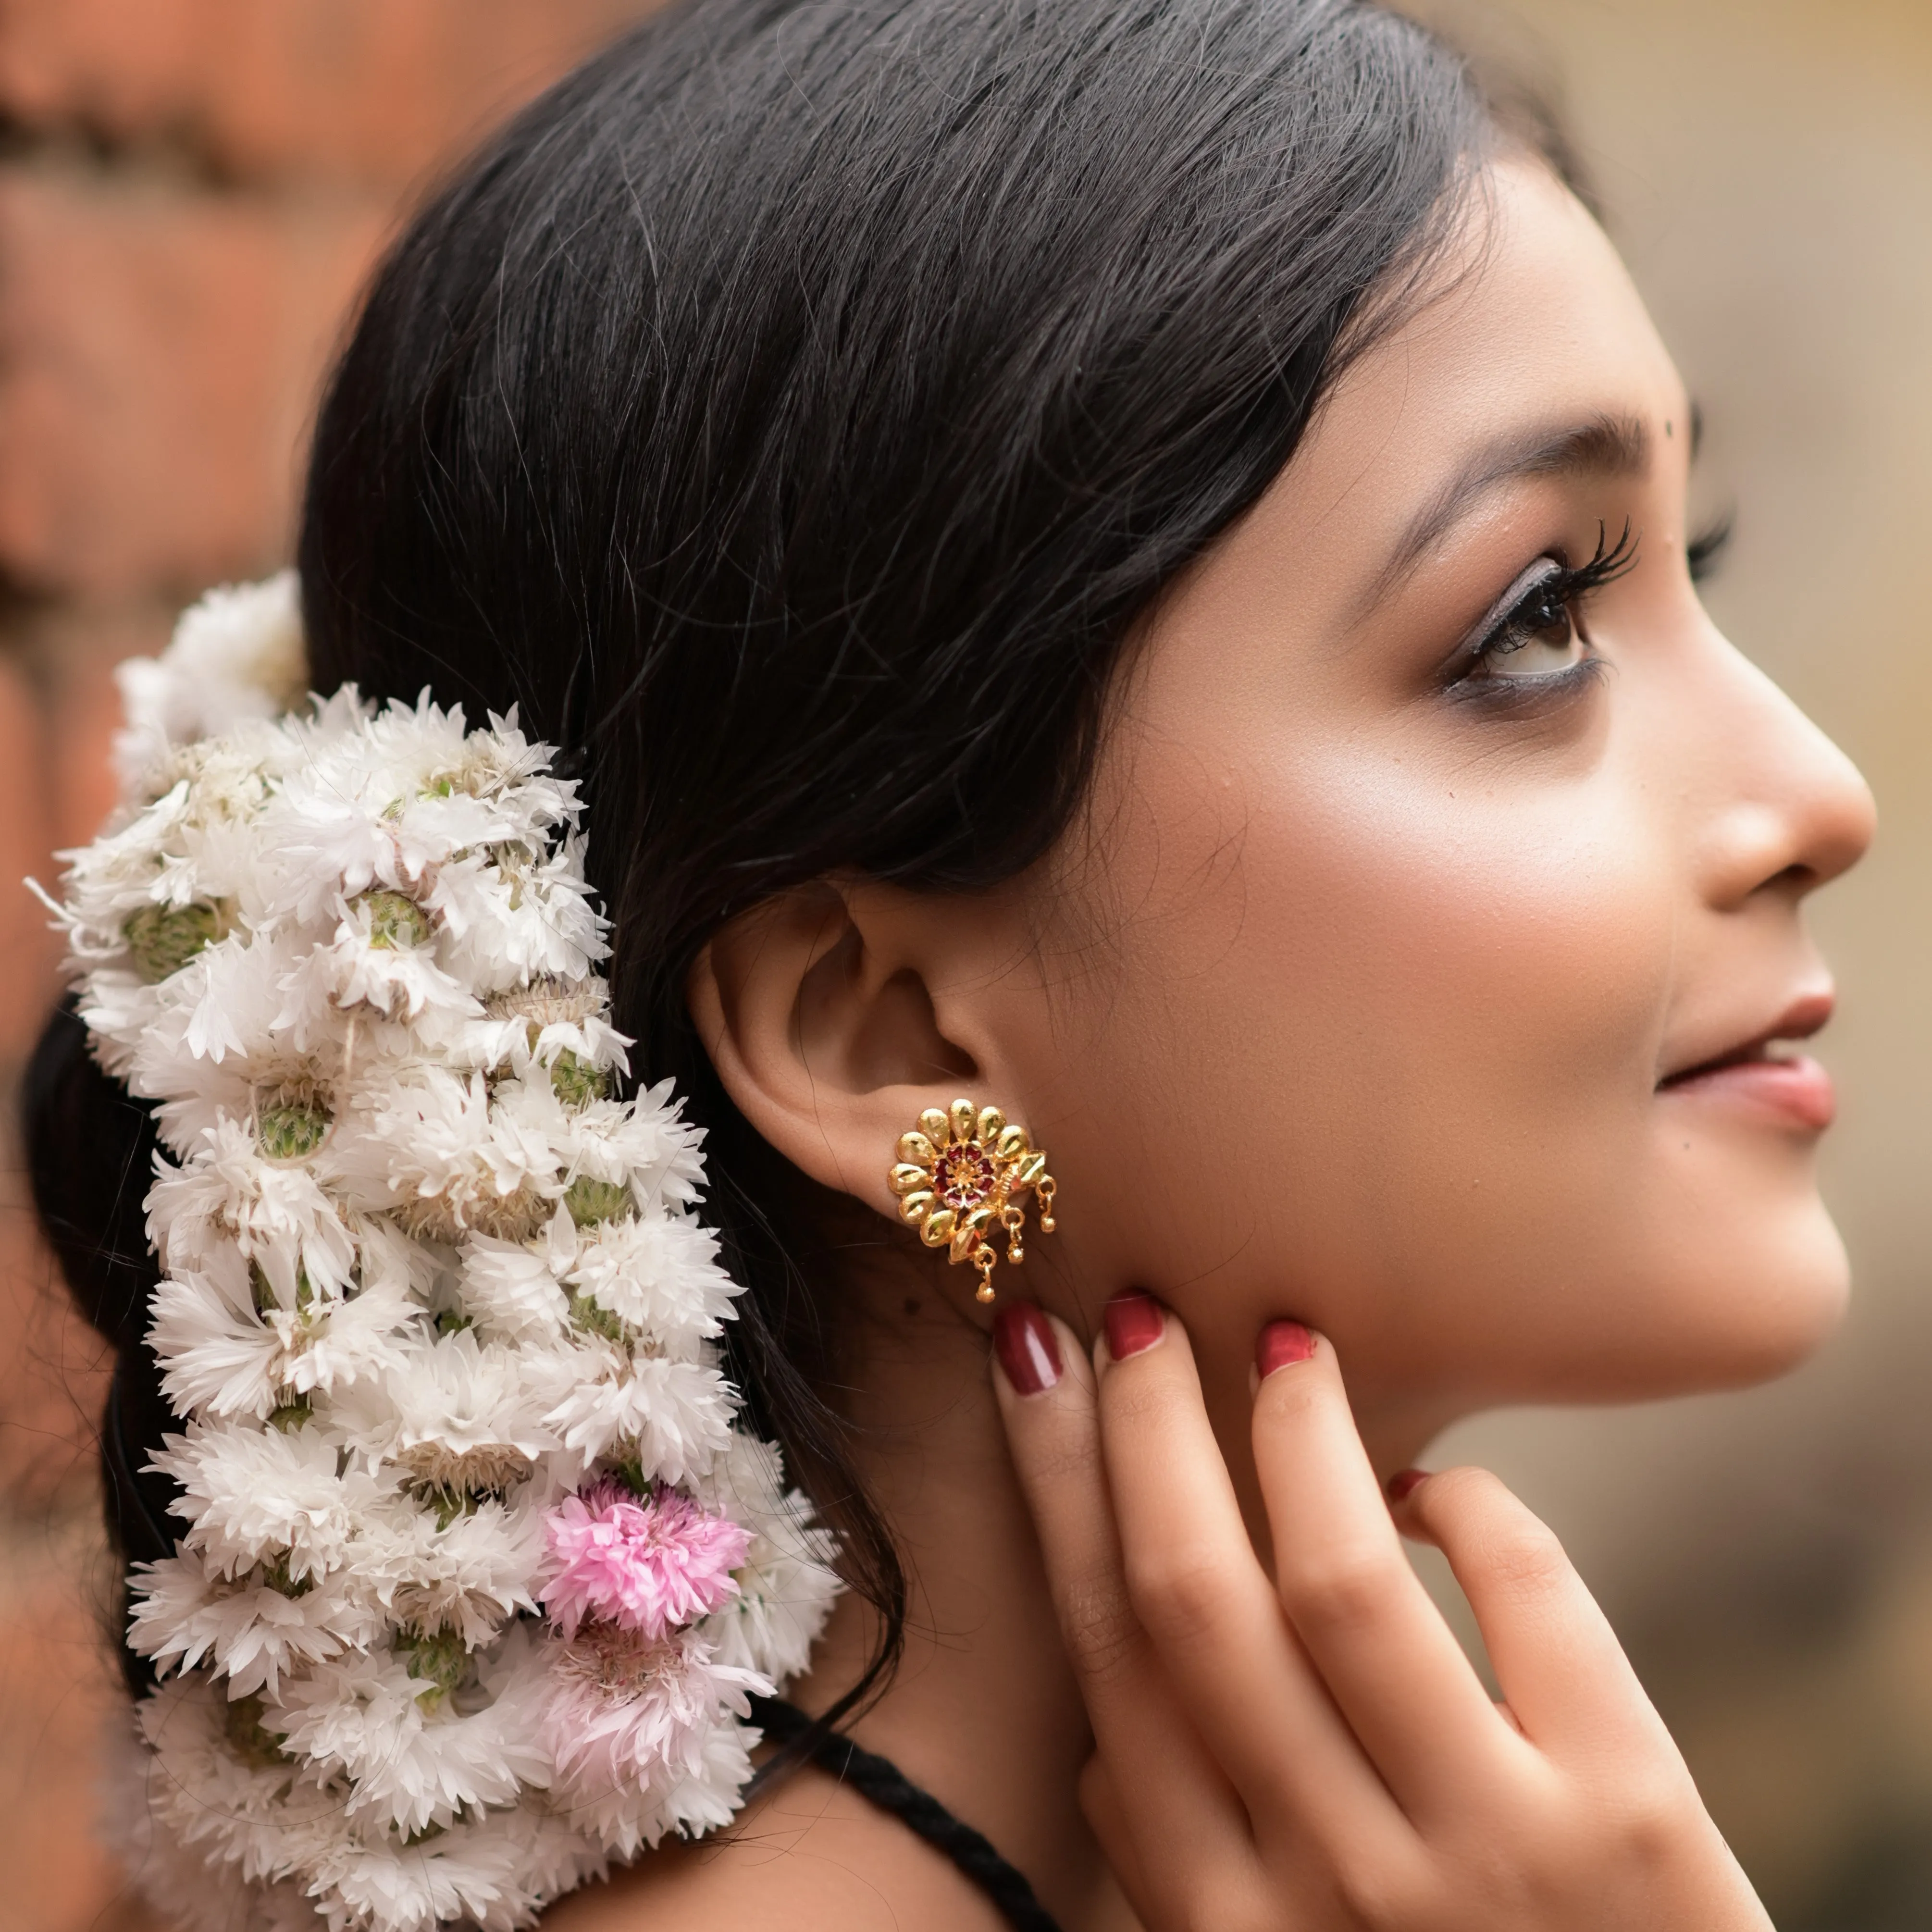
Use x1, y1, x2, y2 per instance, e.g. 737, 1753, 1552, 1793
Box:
1686, 510, 1733, 584
1450, 519, 1638, 704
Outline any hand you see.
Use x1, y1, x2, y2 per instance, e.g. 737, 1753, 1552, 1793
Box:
989, 1295, 1771, 1931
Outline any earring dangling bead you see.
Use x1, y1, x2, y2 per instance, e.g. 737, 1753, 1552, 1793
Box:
889, 1096, 1058, 1304
974, 1245, 998, 1303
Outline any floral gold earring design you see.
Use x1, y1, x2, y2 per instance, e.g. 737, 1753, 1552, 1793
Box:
889, 1098, 1058, 1302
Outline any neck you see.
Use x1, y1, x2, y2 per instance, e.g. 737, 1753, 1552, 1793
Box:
782, 1271, 1454, 1931
785, 1275, 1116, 1925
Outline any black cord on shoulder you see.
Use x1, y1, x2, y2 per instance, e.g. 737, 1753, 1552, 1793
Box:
748, 1696, 1065, 1932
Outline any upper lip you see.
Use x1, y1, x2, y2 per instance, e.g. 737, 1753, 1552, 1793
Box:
1658, 989, 1836, 1088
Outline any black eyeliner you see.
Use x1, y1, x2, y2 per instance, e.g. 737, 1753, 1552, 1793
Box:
1443, 653, 1612, 712
1441, 519, 1638, 695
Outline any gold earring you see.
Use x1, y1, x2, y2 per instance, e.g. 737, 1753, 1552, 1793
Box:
888, 1098, 1058, 1303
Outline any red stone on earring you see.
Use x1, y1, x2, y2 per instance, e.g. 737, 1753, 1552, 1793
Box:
932, 1141, 995, 1210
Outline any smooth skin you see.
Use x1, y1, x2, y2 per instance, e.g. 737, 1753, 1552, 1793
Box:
551, 157, 1873, 1930
994, 1304, 1770, 1929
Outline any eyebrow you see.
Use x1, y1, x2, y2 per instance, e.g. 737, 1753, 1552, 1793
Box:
1361, 409, 1653, 614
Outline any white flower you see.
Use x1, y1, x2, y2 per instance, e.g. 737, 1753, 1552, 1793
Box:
460, 1004, 631, 1090
559, 1210, 740, 1350
304, 1801, 601, 1932
328, 1068, 561, 1238
455, 1229, 571, 1343
149, 1117, 358, 1305
309, 901, 482, 1027
114, 572, 308, 800
149, 1254, 420, 1422
358, 1490, 547, 1649
151, 1419, 395, 1582
426, 836, 607, 995
155, 932, 285, 1064
557, 1693, 760, 1858
135, 1670, 355, 1879
539, 1344, 737, 1486
334, 1328, 559, 1496
133, 1675, 606, 1932
551, 1077, 709, 1213
104, 1712, 320, 1932
129, 1550, 384, 1697
271, 1642, 553, 1838
535, 1624, 768, 1851
51, 576, 844, 1932
693, 1434, 842, 1684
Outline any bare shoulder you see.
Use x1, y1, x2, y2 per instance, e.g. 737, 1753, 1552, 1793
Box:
541, 1765, 1012, 1932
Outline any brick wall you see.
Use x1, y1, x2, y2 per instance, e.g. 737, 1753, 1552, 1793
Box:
0, 8, 654, 1926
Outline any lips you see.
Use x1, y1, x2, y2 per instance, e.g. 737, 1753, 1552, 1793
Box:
1657, 991, 1837, 1130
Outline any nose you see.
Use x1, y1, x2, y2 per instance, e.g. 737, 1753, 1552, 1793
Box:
1692, 641, 1874, 912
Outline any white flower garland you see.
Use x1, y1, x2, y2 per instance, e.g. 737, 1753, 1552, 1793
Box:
43, 574, 842, 1932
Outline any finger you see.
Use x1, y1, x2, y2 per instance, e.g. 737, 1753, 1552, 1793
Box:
1077, 1757, 1149, 1915
1080, 1752, 1286, 1932
1252, 1325, 1530, 1821
1092, 1294, 1411, 1856
990, 1299, 1254, 1885
1392, 1465, 1678, 1762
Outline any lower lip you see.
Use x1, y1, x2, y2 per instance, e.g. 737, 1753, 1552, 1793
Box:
1660, 1052, 1836, 1130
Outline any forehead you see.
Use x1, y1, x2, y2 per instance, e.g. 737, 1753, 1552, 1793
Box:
1272, 158, 1687, 572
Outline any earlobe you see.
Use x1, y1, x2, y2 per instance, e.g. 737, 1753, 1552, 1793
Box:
686, 882, 983, 1208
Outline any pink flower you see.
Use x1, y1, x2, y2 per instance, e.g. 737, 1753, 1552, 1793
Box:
540, 1479, 750, 1640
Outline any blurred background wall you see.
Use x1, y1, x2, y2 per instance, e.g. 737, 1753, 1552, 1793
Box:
0, 9, 661, 1929
0, 2, 1924, 1929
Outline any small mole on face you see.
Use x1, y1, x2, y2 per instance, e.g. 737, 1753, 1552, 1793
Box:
902, 1296, 922, 1318
1664, 419, 1675, 438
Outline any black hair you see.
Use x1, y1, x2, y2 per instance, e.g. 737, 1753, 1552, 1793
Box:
29, 0, 1499, 1731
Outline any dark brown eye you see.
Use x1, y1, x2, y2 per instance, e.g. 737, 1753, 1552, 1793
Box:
1503, 580, 1573, 651
1450, 523, 1635, 698
1468, 569, 1585, 680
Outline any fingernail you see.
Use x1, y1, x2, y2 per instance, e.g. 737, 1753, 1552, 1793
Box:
1255, 1319, 1315, 1379
993, 1300, 1062, 1395
1104, 1290, 1165, 1361
1386, 1468, 1428, 1503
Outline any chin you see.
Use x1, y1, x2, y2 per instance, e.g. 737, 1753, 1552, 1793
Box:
1582, 1111, 1852, 1396
1713, 1207, 1851, 1384
1608, 1191, 1852, 1401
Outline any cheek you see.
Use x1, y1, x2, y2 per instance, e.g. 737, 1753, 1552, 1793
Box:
1052, 743, 1684, 1394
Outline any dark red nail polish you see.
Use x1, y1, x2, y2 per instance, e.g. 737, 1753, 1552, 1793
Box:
1386, 1468, 1428, 1503
1104, 1290, 1165, 1360
1255, 1319, 1315, 1378
993, 1301, 1062, 1395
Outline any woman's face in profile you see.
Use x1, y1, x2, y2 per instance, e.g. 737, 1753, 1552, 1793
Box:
967, 158, 1874, 1433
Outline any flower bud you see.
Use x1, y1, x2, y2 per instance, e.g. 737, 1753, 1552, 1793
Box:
124, 901, 221, 981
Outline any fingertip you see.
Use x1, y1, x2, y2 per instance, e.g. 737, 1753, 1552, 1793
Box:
1254, 1318, 1318, 1382
992, 1298, 1064, 1397
1385, 1470, 1443, 1548
990, 1307, 1101, 1421
1102, 1288, 1166, 1363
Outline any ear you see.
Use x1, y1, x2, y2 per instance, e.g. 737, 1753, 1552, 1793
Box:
687, 880, 1018, 1216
